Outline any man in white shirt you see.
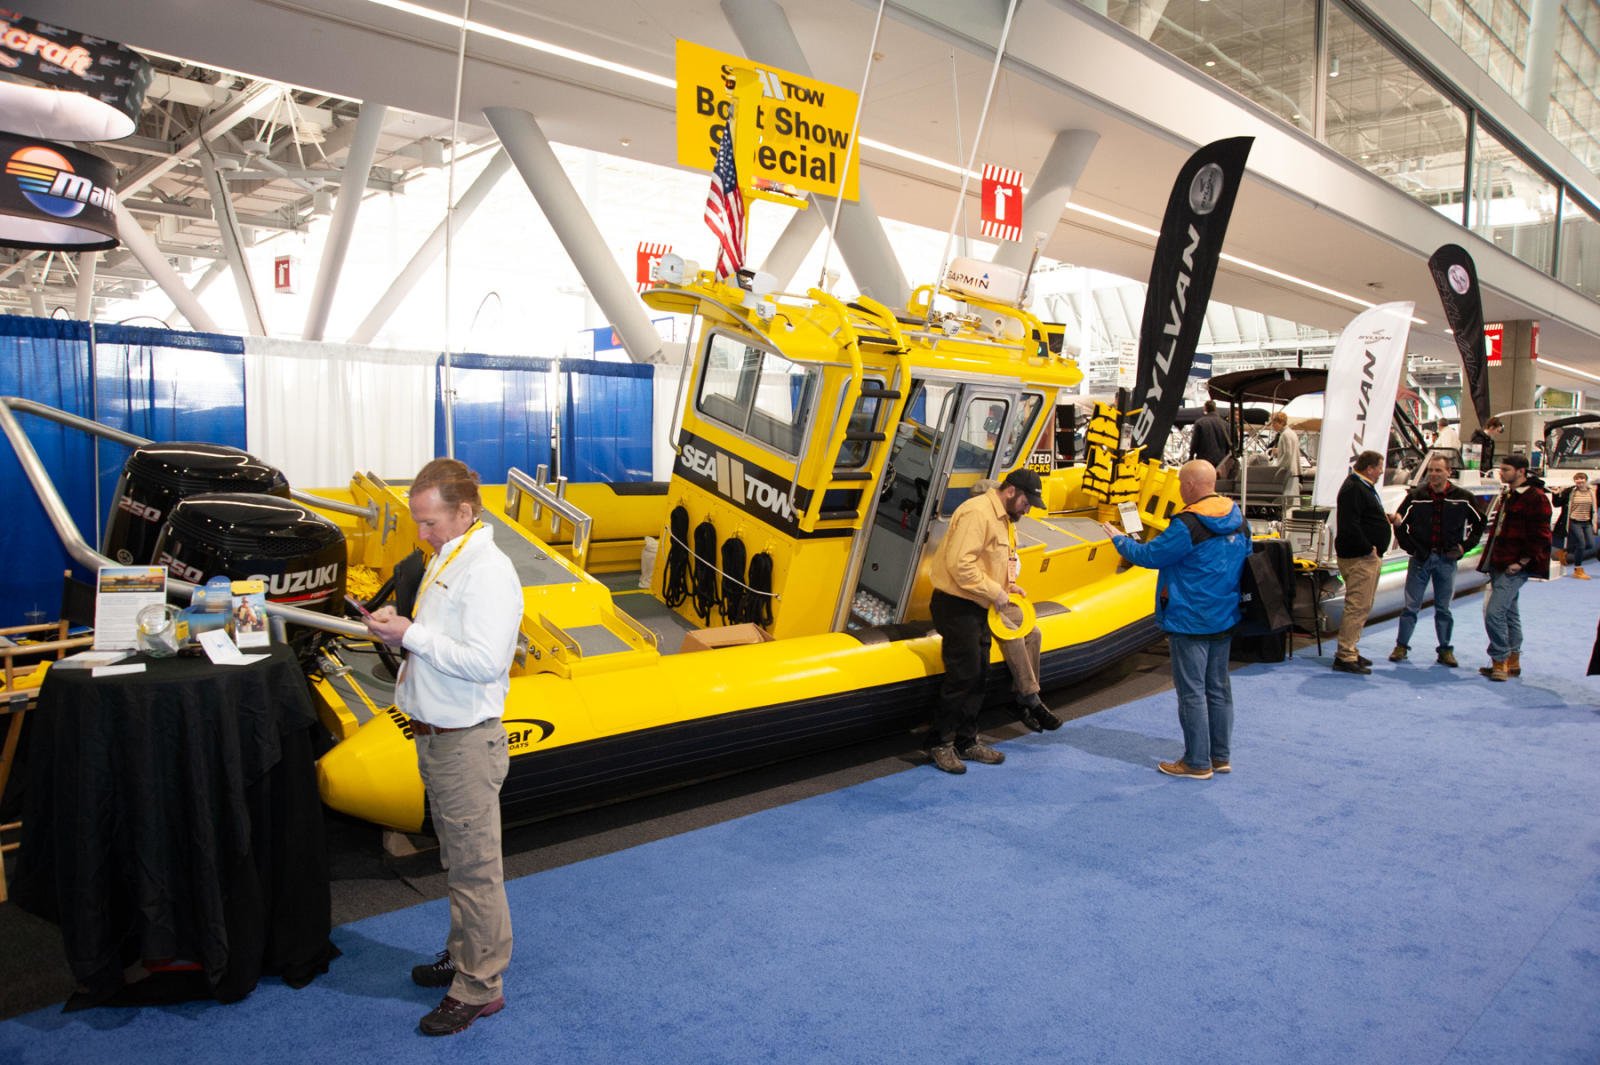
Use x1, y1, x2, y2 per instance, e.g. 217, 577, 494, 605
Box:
1268, 411, 1301, 477
366, 458, 523, 1037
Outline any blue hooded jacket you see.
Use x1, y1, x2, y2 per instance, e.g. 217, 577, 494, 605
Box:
1111, 495, 1252, 635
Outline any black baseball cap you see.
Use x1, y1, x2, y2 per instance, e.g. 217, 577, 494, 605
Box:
1002, 468, 1044, 509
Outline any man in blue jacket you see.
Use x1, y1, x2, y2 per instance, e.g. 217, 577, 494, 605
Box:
1103, 460, 1253, 779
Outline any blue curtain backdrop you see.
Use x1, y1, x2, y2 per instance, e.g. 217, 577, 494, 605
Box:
563, 360, 653, 483
438, 355, 652, 484
436, 354, 556, 483
0, 317, 245, 626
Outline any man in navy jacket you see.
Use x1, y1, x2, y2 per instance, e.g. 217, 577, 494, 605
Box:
1104, 460, 1252, 780
1332, 450, 1392, 675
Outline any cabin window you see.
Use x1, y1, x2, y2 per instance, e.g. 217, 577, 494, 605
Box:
941, 396, 1009, 515
696, 331, 818, 457
999, 392, 1045, 466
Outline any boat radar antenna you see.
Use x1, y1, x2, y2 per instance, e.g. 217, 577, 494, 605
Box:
816, 0, 889, 294
926, 0, 1023, 328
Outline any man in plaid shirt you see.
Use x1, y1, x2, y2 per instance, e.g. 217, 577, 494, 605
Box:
1476, 453, 1551, 682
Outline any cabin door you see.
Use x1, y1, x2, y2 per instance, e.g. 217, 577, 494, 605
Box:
847, 382, 1020, 628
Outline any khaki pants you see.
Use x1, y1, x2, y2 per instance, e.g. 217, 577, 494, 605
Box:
996, 601, 1042, 697
1335, 551, 1381, 662
415, 719, 512, 1004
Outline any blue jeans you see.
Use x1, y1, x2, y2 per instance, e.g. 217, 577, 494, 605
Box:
1169, 632, 1233, 769
1483, 570, 1530, 662
1395, 553, 1458, 652
1568, 522, 1595, 566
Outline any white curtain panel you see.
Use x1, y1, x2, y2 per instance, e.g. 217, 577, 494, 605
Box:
243, 337, 438, 490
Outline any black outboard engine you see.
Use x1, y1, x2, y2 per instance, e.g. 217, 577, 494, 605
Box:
153, 493, 346, 616
103, 443, 290, 565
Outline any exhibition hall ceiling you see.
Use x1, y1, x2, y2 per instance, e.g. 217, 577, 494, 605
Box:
15, 0, 1600, 376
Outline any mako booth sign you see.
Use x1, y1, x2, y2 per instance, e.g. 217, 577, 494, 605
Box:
675, 39, 860, 201
0, 133, 118, 250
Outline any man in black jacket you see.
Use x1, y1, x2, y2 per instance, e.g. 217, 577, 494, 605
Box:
1332, 450, 1392, 675
1189, 400, 1232, 468
1388, 455, 1486, 667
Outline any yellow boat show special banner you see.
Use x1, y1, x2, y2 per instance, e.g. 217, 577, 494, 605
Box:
675, 39, 860, 202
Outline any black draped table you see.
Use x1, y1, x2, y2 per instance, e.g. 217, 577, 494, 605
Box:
12, 645, 337, 1008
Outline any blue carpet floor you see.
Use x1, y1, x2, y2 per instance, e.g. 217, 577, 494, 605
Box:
5, 579, 1600, 1064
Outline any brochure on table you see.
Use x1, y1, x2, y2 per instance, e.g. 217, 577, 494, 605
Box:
92, 565, 167, 651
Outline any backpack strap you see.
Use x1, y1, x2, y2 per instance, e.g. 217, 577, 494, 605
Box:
1177, 509, 1247, 545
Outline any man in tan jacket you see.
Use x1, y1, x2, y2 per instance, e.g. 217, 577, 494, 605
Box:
926, 468, 1043, 774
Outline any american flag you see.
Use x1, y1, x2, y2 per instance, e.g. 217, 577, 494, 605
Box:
704, 123, 745, 278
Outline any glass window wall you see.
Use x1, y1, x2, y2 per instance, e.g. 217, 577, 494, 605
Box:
1103, 0, 1319, 134
1470, 123, 1558, 271
1325, 2, 1470, 207
1557, 195, 1600, 296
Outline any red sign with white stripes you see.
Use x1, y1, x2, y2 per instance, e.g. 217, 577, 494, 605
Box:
980, 164, 1023, 243
637, 242, 671, 292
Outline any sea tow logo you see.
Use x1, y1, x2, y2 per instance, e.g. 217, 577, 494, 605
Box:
1131, 223, 1203, 446
0, 21, 94, 77
248, 563, 342, 600
503, 716, 555, 754
1448, 264, 1471, 295
679, 441, 798, 523
6, 145, 118, 218
117, 494, 162, 524
157, 551, 203, 583
1188, 163, 1226, 215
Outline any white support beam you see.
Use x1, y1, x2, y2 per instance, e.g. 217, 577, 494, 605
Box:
485, 107, 664, 364
720, 0, 910, 308
74, 253, 98, 321
992, 130, 1100, 275
1521, 0, 1560, 124
759, 207, 824, 292
113, 201, 221, 333
165, 262, 229, 328
201, 155, 269, 336
302, 103, 387, 341
350, 149, 512, 346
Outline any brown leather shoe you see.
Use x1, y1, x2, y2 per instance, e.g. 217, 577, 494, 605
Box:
1158, 759, 1213, 779
929, 744, 966, 775
1210, 760, 1231, 774
1479, 661, 1509, 682
1506, 652, 1521, 676
1436, 650, 1458, 667
419, 995, 505, 1036
957, 741, 1005, 765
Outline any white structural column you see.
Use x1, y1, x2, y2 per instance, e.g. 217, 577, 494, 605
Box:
26, 264, 44, 317
991, 129, 1100, 274
303, 103, 387, 341
759, 206, 825, 291
74, 252, 97, 321
165, 261, 227, 328
1521, 0, 1561, 123
201, 155, 269, 336
350, 149, 512, 346
484, 107, 664, 364
112, 202, 220, 332
720, 0, 910, 308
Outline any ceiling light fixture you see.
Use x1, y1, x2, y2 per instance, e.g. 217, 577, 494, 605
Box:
1538, 357, 1600, 384
353, 0, 674, 87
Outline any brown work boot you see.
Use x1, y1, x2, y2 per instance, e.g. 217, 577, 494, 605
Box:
1436, 649, 1458, 667
1576, 567, 1591, 580
1479, 660, 1509, 682
1157, 759, 1213, 780
1505, 652, 1521, 677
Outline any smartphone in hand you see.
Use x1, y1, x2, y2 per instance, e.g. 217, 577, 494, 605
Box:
346, 594, 376, 620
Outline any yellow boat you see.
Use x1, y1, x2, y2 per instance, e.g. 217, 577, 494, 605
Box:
309, 263, 1186, 833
